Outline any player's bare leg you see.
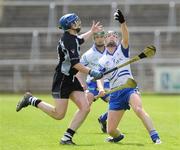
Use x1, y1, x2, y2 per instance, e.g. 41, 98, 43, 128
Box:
106, 110, 125, 142
37, 99, 69, 120
86, 92, 94, 105
16, 92, 69, 120
69, 91, 90, 130
129, 93, 161, 144
60, 91, 90, 145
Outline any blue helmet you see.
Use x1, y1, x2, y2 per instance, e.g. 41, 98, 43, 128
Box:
59, 13, 80, 30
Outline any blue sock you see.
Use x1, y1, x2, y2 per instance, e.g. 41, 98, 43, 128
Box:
99, 112, 108, 122
150, 130, 160, 142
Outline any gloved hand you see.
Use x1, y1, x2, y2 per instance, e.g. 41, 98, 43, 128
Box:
114, 9, 125, 24
89, 69, 103, 80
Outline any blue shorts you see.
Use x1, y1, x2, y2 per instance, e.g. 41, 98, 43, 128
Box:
109, 88, 138, 111
87, 81, 110, 101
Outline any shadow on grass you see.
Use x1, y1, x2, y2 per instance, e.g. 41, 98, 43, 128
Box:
119, 142, 144, 146
59, 143, 95, 147
60, 142, 144, 147
76, 144, 96, 146
83, 131, 129, 135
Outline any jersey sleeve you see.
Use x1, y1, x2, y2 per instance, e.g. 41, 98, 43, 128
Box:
64, 38, 80, 66
80, 53, 89, 66
121, 44, 129, 58
77, 36, 85, 45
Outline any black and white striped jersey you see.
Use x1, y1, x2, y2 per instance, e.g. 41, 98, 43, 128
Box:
55, 31, 84, 76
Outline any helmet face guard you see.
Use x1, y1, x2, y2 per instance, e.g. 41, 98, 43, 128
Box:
93, 31, 105, 42
59, 13, 81, 30
72, 18, 81, 33
93, 31, 105, 36
105, 31, 119, 47
93, 31, 105, 47
105, 31, 119, 38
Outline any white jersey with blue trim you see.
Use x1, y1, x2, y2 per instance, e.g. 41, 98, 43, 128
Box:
80, 44, 107, 82
99, 44, 134, 89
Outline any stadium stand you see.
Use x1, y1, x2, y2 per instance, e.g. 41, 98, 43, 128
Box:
0, 3, 179, 27
0, 0, 180, 92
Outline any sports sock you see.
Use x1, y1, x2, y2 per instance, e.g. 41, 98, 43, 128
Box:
62, 128, 75, 141
150, 130, 160, 142
29, 96, 41, 107
99, 112, 108, 122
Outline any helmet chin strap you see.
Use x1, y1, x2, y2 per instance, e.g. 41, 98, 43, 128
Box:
71, 21, 81, 33
71, 28, 81, 33
75, 28, 81, 33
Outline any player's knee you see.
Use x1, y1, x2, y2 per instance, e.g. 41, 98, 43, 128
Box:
134, 106, 144, 117
87, 93, 94, 105
83, 105, 91, 113
80, 104, 91, 114
53, 112, 66, 120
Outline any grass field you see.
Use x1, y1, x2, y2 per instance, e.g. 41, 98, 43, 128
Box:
0, 93, 180, 150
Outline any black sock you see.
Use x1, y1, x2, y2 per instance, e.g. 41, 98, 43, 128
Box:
66, 128, 75, 137
34, 99, 42, 107
29, 97, 41, 107
62, 128, 75, 141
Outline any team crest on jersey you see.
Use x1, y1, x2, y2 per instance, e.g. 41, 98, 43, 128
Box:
70, 49, 75, 54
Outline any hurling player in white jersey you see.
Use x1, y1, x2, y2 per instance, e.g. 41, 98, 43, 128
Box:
76, 31, 109, 133
97, 9, 161, 144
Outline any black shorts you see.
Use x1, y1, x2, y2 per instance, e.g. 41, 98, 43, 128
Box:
51, 71, 84, 99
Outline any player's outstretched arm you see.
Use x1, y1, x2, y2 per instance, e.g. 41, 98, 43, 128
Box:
114, 9, 129, 48
73, 63, 90, 74
79, 21, 103, 41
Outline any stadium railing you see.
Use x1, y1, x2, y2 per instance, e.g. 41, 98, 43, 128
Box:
0, 0, 180, 92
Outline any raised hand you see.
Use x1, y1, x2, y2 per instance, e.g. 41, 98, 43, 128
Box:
90, 21, 103, 33
114, 9, 125, 24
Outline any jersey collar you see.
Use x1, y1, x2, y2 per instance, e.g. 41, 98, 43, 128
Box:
106, 45, 119, 56
92, 44, 105, 54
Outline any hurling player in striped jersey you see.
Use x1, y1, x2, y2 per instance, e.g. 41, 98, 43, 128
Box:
77, 30, 109, 133
97, 9, 161, 144
16, 13, 104, 145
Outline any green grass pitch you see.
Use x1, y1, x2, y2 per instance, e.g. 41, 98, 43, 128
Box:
0, 93, 180, 150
